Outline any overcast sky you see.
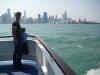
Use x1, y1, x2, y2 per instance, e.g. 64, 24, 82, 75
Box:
0, 0, 100, 22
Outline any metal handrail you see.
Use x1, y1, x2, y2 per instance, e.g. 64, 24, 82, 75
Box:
0, 36, 12, 38
0, 35, 76, 75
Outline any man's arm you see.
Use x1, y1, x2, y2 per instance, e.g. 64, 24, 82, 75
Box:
12, 24, 17, 38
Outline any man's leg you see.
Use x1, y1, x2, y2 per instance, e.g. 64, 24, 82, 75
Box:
13, 44, 17, 67
17, 45, 22, 65
13, 43, 22, 68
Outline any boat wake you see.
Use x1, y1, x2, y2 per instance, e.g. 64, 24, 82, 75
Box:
84, 68, 100, 75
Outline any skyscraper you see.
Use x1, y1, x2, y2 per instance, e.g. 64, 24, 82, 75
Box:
21, 11, 27, 23
43, 12, 48, 23
62, 11, 67, 21
48, 16, 54, 24
38, 14, 41, 23
23, 11, 26, 23
2, 13, 8, 24
64, 11, 67, 20
7, 8, 11, 23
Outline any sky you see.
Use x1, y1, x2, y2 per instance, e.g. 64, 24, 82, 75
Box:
0, 0, 100, 22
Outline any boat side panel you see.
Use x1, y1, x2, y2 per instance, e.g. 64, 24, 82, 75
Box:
0, 40, 36, 61
36, 40, 64, 75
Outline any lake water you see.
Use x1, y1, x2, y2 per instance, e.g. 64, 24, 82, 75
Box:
0, 24, 100, 75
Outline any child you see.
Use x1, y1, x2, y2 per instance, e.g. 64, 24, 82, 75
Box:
21, 27, 28, 54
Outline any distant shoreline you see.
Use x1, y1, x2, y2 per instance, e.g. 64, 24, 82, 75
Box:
0, 23, 100, 24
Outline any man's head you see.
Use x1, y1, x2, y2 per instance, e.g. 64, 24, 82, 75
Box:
21, 27, 26, 32
15, 12, 21, 21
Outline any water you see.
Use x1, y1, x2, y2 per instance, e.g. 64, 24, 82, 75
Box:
0, 24, 100, 75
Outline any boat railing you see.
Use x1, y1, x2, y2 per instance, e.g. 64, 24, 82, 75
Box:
0, 35, 76, 75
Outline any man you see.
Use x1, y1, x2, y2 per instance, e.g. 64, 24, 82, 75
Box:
12, 12, 22, 68
21, 27, 29, 54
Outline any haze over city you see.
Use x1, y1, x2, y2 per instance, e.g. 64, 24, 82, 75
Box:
0, 0, 100, 22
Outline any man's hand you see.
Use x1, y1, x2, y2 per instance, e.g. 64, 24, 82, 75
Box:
12, 25, 17, 38
14, 38, 19, 45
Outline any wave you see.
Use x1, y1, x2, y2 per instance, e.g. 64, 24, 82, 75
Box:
84, 68, 100, 75
77, 45, 83, 48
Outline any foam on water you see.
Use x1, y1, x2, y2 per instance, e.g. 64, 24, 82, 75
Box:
85, 68, 100, 75
77, 45, 83, 48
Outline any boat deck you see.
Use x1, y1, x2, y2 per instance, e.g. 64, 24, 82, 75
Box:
0, 60, 38, 75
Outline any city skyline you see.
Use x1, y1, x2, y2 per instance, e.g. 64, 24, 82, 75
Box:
0, 0, 100, 22
0, 8, 99, 24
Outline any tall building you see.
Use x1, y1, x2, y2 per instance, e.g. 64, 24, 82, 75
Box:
2, 13, 8, 24
38, 14, 41, 23
23, 11, 26, 23
26, 17, 34, 24
64, 11, 67, 20
55, 15, 58, 21
43, 12, 48, 23
21, 11, 27, 23
48, 16, 54, 23
0, 16, 2, 23
62, 11, 67, 21
7, 8, 11, 23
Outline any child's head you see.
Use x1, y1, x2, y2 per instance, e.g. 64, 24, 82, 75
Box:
21, 27, 26, 32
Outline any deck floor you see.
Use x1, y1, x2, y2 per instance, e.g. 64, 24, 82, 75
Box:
0, 60, 38, 75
